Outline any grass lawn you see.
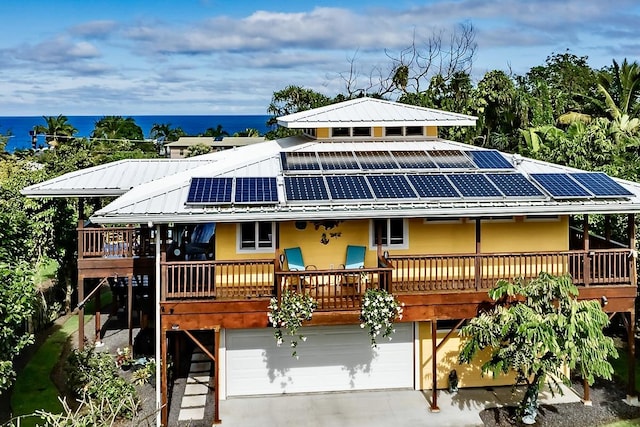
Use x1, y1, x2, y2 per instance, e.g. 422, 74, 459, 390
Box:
33, 257, 58, 285
10, 286, 113, 426
609, 346, 640, 393
604, 420, 640, 426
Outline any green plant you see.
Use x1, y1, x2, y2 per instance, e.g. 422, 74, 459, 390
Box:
459, 273, 616, 424
115, 346, 133, 369
268, 290, 317, 357
131, 358, 156, 385
66, 345, 139, 421
359, 288, 404, 348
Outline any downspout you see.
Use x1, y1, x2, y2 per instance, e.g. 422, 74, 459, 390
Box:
155, 224, 162, 426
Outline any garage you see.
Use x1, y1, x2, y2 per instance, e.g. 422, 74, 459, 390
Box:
224, 323, 414, 397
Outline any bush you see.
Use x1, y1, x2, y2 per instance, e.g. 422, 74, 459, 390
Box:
65, 345, 139, 421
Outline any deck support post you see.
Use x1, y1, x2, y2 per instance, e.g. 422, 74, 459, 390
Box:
583, 215, 590, 286
628, 311, 637, 400
94, 287, 102, 346
127, 273, 134, 348
78, 276, 85, 349
474, 219, 481, 291
214, 327, 221, 424
430, 319, 440, 412
161, 328, 168, 426
629, 214, 637, 286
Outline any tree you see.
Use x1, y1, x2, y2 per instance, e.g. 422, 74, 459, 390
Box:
186, 143, 212, 157
233, 128, 260, 137
150, 123, 186, 156
459, 273, 616, 424
91, 116, 144, 141
0, 261, 37, 394
202, 124, 229, 138
266, 85, 333, 139
33, 115, 78, 148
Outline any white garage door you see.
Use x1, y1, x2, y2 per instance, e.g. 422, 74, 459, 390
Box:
225, 323, 414, 396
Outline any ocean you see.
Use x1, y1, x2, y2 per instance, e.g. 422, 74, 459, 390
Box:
0, 115, 272, 152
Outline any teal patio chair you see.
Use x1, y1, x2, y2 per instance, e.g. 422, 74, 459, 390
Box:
341, 245, 367, 288
282, 247, 317, 289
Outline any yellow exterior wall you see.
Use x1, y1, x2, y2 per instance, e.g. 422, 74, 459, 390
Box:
426, 126, 438, 137
373, 127, 384, 137
395, 218, 476, 256
418, 321, 517, 389
317, 128, 330, 139
280, 220, 375, 269
481, 216, 569, 253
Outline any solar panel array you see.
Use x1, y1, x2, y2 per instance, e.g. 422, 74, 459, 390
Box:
186, 177, 277, 205
281, 149, 513, 171
531, 172, 633, 199
283, 173, 552, 202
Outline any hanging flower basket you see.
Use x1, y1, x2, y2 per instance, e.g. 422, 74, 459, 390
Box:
360, 288, 403, 348
268, 290, 317, 357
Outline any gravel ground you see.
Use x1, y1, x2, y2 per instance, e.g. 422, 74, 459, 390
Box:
480, 378, 640, 426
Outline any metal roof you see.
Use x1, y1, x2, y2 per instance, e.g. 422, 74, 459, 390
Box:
277, 97, 477, 128
166, 136, 265, 148
21, 158, 217, 197
87, 136, 640, 224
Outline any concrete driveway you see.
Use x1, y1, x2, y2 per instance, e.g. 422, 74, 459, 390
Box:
218, 385, 581, 427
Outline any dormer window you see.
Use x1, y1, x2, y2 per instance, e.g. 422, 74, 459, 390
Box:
385, 127, 403, 136
405, 126, 424, 136
384, 126, 426, 137
332, 127, 350, 137
352, 127, 371, 137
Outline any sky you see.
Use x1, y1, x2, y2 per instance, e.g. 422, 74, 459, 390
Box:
0, 0, 638, 116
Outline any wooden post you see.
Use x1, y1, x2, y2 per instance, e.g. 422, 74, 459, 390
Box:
474, 219, 481, 291
605, 215, 612, 243
213, 327, 221, 424
431, 320, 440, 412
583, 215, 590, 286
161, 329, 168, 426
628, 310, 637, 400
582, 377, 591, 404
78, 275, 85, 349
127, 274, 134, 348
94, 286, 102, 345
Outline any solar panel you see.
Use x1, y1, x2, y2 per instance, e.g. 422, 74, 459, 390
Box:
186, 177, 233, 204
367, 175, 416, 199
466, 150, 514, 169
318, 152, 360, 170
280, 152, 320, 171
391, 151, 437, 169
427, 150, 476, 169
407, 174, 460, 198
486, 173, 546, 198
569, 172, 633, 197
355, 151, 398, 169
446, 174, 502, 197
284, 176, 329, 201
326, 175, 373, 199
530, 173, 591, 198
235, 177, 278, 203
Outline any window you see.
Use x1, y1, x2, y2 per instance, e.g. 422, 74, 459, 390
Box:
370, 218, 407, 249
331, 127, 350, 137
238, 222, 274, 252
352, 127, 371, 137
405, 126, 424, 136
385, 127, 403, 136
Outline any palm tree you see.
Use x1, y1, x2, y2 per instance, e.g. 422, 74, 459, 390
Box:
202, 124, 229, 138
91, 116, 143, 141
34, 115, 78, 148
150, 123, 186, 156
597, 58, 640, 120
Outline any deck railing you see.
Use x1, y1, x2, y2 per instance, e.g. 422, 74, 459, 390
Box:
159, 249, 634, 303
162, 257, 275, 300
274, 263, 394, 311
389, 248, 634, 293
78, 226, 154, 259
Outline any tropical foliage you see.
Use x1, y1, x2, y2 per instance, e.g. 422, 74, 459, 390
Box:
459, 273, 616, 423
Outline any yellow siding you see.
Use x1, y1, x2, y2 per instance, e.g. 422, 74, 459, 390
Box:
317, 128, 330, 139
373, 127, 383, 137
279, 220, 375, 269
426, 126, 438, 137
481, 216, 569, 253
418, 321, 517, 389
399, 218, 476, 256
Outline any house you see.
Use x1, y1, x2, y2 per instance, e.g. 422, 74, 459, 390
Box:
165, 136, 265, 158
23, 97, 640, 425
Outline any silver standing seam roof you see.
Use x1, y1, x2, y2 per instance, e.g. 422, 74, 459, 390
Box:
20, 97, 640, 223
